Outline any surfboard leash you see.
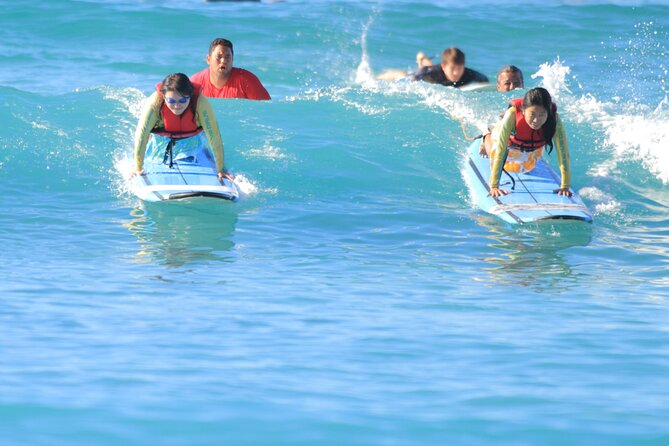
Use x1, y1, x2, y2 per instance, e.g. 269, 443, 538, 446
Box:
449, 111, 483, 141
162, 138, 177, 168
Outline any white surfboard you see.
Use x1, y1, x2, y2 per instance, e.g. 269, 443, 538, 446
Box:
464, 139, 592, 224
130, 134, 239, 203
458, 82, 495, 92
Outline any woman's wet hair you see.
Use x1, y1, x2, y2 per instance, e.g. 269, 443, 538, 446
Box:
523, 87, 556, 152
160, 73, 197, 122
160, 73, 194, 97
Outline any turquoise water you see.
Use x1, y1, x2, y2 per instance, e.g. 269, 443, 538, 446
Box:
2, 0, 669, 444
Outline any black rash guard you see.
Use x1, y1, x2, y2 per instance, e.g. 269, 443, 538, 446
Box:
413, 65, 489, 88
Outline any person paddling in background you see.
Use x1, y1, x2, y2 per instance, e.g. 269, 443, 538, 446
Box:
133, 73, 232, 181
413, 47, 488, 88
496, 65, 524, 92
415, 55, 523, 92
482, 87, 572, 198
415, 50, 435, 69
378, 50, 515, 88
191, 38, 270, 100
374, 50, 436, 81
475, 65, 526, 150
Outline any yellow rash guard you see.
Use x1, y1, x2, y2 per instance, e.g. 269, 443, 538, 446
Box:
489, 107, 571, 190
133, 92, 225, 173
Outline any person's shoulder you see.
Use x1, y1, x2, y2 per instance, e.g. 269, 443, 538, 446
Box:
412, 66, 428, 80
465, 67, 489, 83
190, 68, 209, 83
231, 67, 262, 81
414, 65, 442, 81
195, 94, 213, 111
191, 68, 208, 78
147, 91, 162, 107
500, 104, 518, 122
230, 67, 270, 100
424, 65, 443, 76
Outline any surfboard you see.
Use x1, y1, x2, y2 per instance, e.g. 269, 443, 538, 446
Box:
464, 139, 592, 224
458, 82, 495, 92
130, 134, 239, 203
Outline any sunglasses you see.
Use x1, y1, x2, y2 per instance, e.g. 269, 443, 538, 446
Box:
165, 96, 190, 104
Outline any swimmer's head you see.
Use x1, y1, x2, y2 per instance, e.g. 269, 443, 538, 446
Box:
496, 65, 524, 92
440, 47, 465, 83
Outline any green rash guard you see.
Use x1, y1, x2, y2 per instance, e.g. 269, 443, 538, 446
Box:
133, 92, 225, 173
489, 107, 571, 190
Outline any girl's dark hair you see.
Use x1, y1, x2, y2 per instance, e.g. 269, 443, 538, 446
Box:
160, 73, 197, 123
523, 87, 556, 152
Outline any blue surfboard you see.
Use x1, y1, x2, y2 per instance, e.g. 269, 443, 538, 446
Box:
464, 139, 592, 224
130, 134, 239, 203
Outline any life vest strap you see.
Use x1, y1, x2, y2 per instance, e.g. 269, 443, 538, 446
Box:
151, 127, 203, 140
509, 142, 543, 153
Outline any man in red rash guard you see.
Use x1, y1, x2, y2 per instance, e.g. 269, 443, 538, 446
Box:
191, 38, 271, 100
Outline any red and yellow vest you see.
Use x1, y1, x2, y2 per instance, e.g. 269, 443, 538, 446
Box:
508, 98, 557, 150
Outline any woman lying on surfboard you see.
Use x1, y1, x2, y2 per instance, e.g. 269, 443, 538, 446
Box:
481, 87, 572, 198
133, 73, 233, 181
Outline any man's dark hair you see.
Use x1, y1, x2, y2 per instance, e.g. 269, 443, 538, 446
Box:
209, 38, 234, 56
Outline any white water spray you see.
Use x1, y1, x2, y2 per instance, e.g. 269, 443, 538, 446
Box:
354, 7, 380, 88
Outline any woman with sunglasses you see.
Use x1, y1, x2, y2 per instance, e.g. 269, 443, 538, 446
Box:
133, 72, 232, 181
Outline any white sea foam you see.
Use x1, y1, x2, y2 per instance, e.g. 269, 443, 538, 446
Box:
115, 154, 136, 180
579, 186, 622, 215
233, 174, 268, 197
100, 86, 147, 119
594, 200, 623, 215
287, 85, 390, 116
354, 41, 375, 89
111, 154, 137, 199
353, 6, 380, 89
245, 145, 286, 161
532, 57, 574, 101
601, 111, 669, 184
29, 121, 49, 130
533, 59, 669, 185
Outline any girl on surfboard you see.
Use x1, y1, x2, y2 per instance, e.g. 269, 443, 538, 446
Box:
482, 87, 572, 198
132, 73, 233, 182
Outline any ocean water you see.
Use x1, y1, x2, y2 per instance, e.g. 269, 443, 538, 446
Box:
1, 0, 669, 444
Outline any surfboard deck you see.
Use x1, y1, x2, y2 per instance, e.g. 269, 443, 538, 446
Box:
464, 139, 592, 224
458, 82, 495, 92
130, 136, 239, 203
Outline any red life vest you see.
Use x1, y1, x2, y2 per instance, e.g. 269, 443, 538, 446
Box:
152, 82, 203, 139
508, 98, 557, 151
